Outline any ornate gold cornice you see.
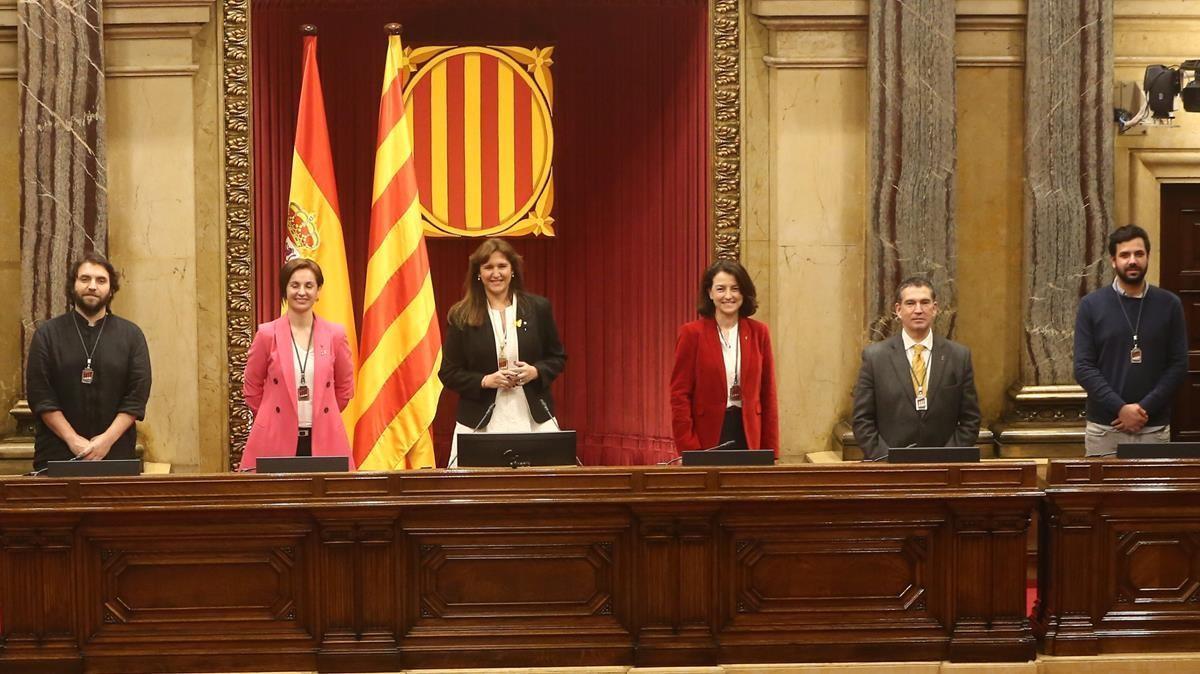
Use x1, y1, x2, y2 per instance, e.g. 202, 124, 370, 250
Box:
222, 3, 746, 462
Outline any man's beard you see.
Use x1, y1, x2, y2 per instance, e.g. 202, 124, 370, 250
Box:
72, 290, 110, 317
1116, 264, 1146, 286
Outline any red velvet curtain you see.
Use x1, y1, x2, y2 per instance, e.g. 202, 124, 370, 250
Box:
251, 0, 709, 466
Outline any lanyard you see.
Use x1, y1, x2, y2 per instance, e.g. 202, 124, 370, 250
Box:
1115, 285, 1148, 347
717, 323, 740, 386
290, 318, 314, 386
72, 313, 107, 371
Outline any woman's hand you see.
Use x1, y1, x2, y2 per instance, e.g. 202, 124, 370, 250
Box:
482, 369, 517, 389
510, 362, 539, 387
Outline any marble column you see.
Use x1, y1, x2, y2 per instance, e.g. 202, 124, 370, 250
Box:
7, 0, 109, 448
18, 0, 108, 344
866, 0, 959, 340
994, 0, 1113, 456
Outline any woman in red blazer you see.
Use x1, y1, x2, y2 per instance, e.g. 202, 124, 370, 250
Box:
241, 258, 356, 471
670, 260, 779, 455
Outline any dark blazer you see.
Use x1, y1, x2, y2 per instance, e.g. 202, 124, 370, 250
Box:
851, 333, 981, 460
439, 292, 566, 428
670, 317, 780, 454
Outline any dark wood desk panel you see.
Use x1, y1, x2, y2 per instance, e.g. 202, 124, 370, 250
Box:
0, 464, 1038, 673
1038, 459, 1200, 655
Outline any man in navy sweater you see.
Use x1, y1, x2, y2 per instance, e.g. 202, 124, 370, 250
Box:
1074, 224, 1188, 456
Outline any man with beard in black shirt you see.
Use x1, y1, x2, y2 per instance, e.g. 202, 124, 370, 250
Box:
26, 252, 151, 471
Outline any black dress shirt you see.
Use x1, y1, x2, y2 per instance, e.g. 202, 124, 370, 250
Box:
26, 311, 152, 469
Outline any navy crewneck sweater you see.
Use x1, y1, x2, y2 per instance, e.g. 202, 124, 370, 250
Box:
1073, 283, 1188, 426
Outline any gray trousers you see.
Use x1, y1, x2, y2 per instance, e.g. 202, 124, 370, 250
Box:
1084, 421, 1170, 457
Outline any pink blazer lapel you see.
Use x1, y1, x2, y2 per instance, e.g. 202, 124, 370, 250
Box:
310, 316, 333, 400
273, 316, 298, 412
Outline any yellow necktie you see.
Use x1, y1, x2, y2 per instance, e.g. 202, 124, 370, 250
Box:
911, 344, 927, 396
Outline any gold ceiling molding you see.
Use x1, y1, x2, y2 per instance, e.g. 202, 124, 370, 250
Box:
221, 0, 745, 459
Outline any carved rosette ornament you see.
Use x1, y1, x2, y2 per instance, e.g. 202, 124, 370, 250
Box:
221, 1, 744, 460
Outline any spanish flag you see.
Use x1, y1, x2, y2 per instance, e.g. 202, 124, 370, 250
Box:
285, 28, 359, 440
353, 25, 442, 470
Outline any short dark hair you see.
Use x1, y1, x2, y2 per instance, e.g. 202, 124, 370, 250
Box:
697, 260, 758, 318
67, 251, 121, 300
279, 257, 324, 299
1108, 224, 1151, 256
894, 276, 937, 304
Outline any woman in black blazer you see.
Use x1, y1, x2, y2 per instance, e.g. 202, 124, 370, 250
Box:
439, 238, 566, 466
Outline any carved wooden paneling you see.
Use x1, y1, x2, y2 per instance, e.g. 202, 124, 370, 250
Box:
413, 534, 618, 623
316, 518, 399, 647
730, 532, 931, 617
948, 509, 1034, 661
633, 511, 717, 665
636, 514, 714, 632
1111, 530, 1200, 607
82, 525, 311, 647
0, 465, 1039, 671
0, 527, 78, 646
1040, 459, 1200, 655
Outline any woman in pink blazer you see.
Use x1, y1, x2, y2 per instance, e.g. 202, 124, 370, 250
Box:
241, 258, 355, 471
670, 260, 779, 456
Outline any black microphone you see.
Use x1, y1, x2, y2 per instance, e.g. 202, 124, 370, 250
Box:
472, 401, 497, 432
538, 398, 561, 430
448, 401, 498, 469
537, 399, 582, 464
659, 439, 738, 466
26, 448, 92, 477
865, 442, 913, 463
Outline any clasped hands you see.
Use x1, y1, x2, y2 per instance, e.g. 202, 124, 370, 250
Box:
67, 433, 114, 461
482, 362, 539, 390
1113, 403, 1149, 433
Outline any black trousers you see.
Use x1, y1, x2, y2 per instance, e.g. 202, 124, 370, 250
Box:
297, 428, 312, 457
718, 407, 748, 449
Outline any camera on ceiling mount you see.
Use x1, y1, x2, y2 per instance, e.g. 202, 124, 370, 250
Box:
1116, 60, 1200, 132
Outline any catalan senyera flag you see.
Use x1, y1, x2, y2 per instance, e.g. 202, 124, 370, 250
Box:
353, 29, 442, 470
286, 31, 359, 441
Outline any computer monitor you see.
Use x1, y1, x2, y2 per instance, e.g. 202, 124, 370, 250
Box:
1117, 442, 1200, 459
886, 446, 980, 463
456, 431, 577, 468
44, 459, 143, 477
681, 449, 775, 466
256, 456, 350, 474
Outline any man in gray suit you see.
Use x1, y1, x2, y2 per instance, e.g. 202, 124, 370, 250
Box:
852, 277, 981, 460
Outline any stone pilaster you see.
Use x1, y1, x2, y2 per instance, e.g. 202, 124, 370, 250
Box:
866, 0, 959, 340
993, 0, 1113, 456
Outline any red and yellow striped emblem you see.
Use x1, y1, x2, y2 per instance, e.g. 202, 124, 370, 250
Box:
404, 45, 555, 237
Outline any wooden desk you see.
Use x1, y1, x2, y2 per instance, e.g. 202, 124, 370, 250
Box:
1038, 459, 1200, 655
0, 464, 1038, 673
